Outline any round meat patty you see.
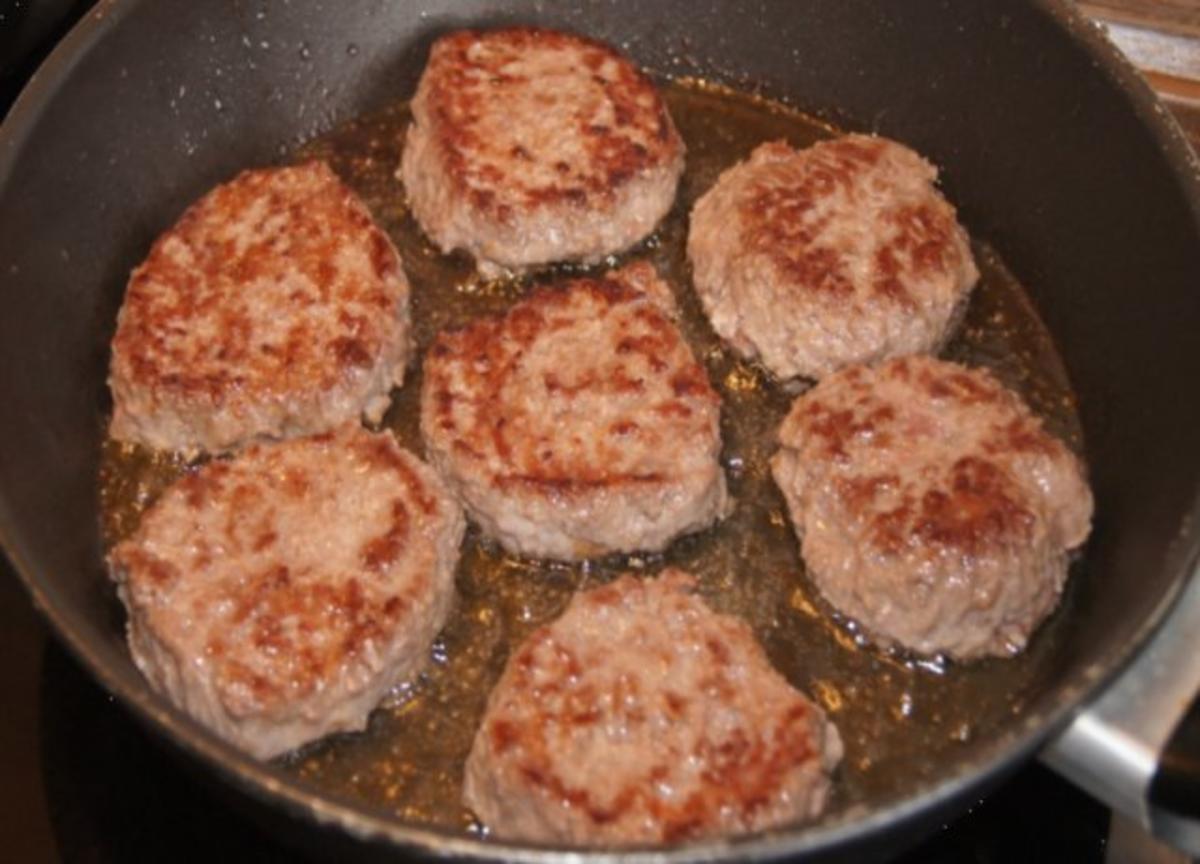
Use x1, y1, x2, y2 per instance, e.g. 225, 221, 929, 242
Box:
107, 425, 465, 759
687, 135, 978, 380
464, 570, 842, 845
400, 27, 685, 276
420, 261, 728, 560
770, 356, 1093, 660
109, 161, 411, 454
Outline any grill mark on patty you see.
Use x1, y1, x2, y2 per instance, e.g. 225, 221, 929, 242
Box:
800, 399, 897, 461
361, 498, 413, 572
869, 488, 1025, 559
494, 471, 666, 493
912, 457, 1036, 554
873, 202, 957, 305
116, 547, 178, 589
362, 435, 439, 515
179, 462, 231, 510
253, 529, 278, 553
332, 336, 373, 369
912, 357, 1002, 404
985, 416, 1062, 457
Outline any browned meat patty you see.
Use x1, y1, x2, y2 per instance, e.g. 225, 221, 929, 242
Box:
770, 356, 1093, 659
687, 135, 978, 380
400, 27, 685, 276
420, 262, 727, 560
463, 570, 842, 845
109, 161, 411, 454
107, 425, 464, 759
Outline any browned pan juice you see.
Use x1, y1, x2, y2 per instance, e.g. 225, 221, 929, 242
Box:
98, 81, 1086, 833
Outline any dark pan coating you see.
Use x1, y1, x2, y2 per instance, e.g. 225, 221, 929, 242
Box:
400, 27, 685, 275
109, 161, 411, 454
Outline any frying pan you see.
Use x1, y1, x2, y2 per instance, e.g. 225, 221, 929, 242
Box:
2, 0, 1199, 859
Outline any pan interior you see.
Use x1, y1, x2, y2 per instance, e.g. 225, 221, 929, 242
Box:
98, 79, 1088, 835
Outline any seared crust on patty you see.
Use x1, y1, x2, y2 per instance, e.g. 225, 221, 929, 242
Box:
464, 570, 842, 845
770, 356, 1093, 659
688, 136, 978, 380
108, 425, 465, 759
420, 262, 727, 560
400, 27, 685, 275
109, 161, 411, 454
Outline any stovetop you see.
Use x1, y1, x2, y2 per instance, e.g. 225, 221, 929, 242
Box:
3, 2, 1193, 861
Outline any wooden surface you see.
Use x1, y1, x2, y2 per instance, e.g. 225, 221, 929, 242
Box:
1080, 0, 1200, 148
1081, 2, 1200, 81
1080, 1, 1200, 37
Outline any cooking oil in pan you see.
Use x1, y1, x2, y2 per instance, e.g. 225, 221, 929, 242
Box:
97, 80, 1086, 832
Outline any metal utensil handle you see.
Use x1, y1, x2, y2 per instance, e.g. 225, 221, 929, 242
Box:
1042, 565, 1200, 856
1148, 693, 1200, 855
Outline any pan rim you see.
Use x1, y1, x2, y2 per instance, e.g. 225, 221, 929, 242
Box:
2, 0, 1199, 859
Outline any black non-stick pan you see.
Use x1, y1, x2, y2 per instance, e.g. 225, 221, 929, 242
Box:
2, 0, 1199, 860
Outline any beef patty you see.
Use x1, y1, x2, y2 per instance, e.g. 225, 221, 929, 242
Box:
107, 425, 465, 759
687, 136, 978, 380
109, 161, 411, 454
464, 570, 842, 844
770, 356, 1093, 659
420, 261, 728, 560
400, 27, 685, 276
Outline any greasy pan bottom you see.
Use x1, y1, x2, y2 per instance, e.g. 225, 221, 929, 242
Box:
100, 81, 1086, 838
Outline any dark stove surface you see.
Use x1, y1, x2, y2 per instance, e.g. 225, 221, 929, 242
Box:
0, 3, 1113, 861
